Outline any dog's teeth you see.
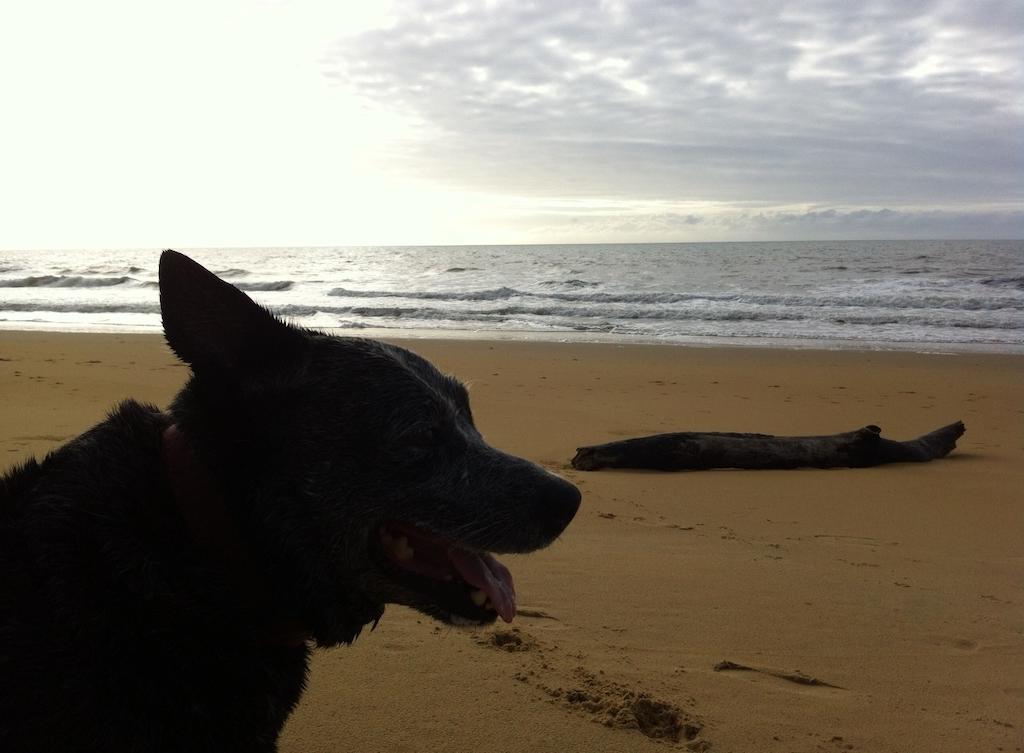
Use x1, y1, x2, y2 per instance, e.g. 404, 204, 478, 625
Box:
470, 589, 487, 606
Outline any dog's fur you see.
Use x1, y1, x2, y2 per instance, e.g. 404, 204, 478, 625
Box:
0, 251, 580, 752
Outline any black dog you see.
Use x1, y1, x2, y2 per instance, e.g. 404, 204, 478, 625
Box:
0, 251, 580, 752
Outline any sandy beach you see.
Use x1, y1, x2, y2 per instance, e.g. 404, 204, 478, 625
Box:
1, 330, 1021, 753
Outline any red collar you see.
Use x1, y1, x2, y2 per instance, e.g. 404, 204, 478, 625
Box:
161, 423, 310, 648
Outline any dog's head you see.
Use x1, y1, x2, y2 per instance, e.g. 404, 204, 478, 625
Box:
158, 251, 580, 645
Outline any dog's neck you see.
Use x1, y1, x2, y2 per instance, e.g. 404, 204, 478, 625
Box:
160, 422, 311, 648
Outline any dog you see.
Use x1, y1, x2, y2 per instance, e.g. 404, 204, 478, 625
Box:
0, 250, 580, 752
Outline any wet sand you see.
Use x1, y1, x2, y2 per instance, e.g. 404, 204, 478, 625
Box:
1, 330, 1021, 753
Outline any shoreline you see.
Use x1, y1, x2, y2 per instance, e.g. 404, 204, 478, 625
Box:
2, 330, 1021, 753
1, 321, 1021, 356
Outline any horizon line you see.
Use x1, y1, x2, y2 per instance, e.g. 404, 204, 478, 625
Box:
3, 237, 1023, 253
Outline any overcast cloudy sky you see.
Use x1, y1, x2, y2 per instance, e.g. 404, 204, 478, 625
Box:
1, 0, 1021, 248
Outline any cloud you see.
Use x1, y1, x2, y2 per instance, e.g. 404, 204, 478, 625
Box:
5, 0, 1016, 247
325, 0, 1023, 226
497, 204, 1024, 243
746, 207, 1024, 238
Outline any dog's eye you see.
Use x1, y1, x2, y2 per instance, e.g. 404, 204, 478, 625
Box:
399, 425, 442, 459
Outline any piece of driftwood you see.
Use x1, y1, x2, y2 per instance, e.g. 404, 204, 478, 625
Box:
713, 660, 844, 689
571, 422, 965, 471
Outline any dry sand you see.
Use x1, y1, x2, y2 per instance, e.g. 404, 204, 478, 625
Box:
1, 330, 1021, 753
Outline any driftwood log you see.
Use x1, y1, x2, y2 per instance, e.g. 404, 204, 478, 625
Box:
571, 422, 965, 471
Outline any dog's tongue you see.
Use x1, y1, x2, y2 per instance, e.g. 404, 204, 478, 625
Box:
447, 549, 516, 623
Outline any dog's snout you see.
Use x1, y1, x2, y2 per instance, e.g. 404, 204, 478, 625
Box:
538, 472, 581, 536
468, 445, 581, 550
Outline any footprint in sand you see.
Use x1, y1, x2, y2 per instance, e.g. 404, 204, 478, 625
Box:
476, 626, 707, 747
541, 667, 704, 745
476, 627, 539, 653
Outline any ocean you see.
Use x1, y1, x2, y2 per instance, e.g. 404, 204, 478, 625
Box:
1, 241, 1022, 353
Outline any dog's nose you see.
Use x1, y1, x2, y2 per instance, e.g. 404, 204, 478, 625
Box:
540, 473, 581, 536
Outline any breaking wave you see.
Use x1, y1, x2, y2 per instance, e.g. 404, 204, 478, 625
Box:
2, 301, 1016, 333
327, 286, 1023, 312
235, 281, 294, 291
981, 275, 1024, 290
0, 302, 160, 314
0, 275, 134, 288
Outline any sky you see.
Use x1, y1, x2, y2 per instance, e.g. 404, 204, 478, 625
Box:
0, 0, 1021, 249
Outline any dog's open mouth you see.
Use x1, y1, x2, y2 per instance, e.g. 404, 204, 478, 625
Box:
376, 521, 516, 625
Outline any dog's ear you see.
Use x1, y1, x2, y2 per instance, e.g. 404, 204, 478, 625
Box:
159, 250, 304, 375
